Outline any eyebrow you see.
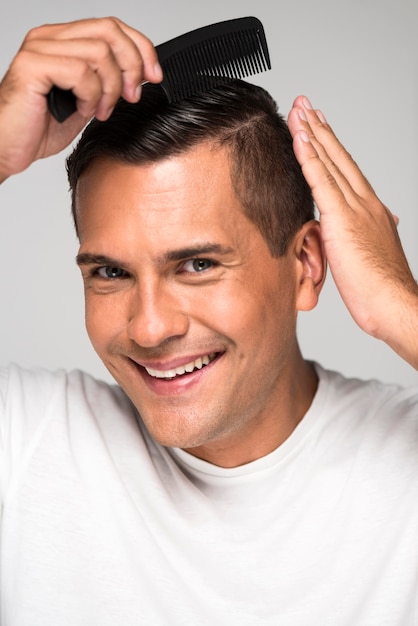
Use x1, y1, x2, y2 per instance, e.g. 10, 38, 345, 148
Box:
76, 244, 235, 268
162, 243, 235, 263
76, 253, 121, 267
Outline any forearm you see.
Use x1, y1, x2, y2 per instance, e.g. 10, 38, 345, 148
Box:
0, 155, 10, 184
381, 284, 418, 370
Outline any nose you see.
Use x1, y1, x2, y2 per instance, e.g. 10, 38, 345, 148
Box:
127, 279, 189, 348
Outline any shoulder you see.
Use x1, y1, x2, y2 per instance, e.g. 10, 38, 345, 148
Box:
311, 363, 418, 470
314, 362, 418, 417
0, 363, 135, 445
0, 362, 125, 409
0, 364, 141, 497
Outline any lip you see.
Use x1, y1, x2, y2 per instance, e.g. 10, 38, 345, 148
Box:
128, 352, 224, 396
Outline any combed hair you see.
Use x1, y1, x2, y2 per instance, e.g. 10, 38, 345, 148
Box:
66, 80, 314, 256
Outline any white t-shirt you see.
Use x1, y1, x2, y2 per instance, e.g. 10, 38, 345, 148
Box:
0, 362, 417, 625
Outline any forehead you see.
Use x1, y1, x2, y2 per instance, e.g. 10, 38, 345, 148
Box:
75, 143, 259, 252
77, 142, 228, 206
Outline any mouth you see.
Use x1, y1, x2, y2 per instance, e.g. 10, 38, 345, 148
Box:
144, 353, 219, 380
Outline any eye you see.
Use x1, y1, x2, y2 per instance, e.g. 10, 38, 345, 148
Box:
182, 258, 214, 273
96, 266, 128, 279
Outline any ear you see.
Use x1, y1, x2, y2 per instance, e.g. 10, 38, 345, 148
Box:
292, 220, 327, 312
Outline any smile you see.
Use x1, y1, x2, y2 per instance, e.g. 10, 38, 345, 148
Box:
145, 353, 218, 380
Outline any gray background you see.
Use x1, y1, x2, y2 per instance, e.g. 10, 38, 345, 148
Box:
1, 0, 417, 387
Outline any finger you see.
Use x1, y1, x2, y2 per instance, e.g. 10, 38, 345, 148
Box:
292, 125, 399, 237
299, 117, 364, 210
289, 96, 368, 198
289, 105, 356, 215
24, 38, 128, 118
292, 128, 351, 220
50, 17, 162, 82
108, 18, 163, 83
25, 18, 162, 102
291, 96, 376, 201
10, 49, 104, 120
287, 97, 308, 136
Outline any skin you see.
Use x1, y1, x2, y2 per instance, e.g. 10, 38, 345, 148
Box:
288, 97, 418, 369
0, 17, 162, 182
75, 143, 325, 467
0, 18, 416, 464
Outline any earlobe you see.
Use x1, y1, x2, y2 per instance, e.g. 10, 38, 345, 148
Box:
294, 220, 327, 312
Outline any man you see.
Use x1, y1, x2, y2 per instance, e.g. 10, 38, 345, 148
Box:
0, 17, 417, 625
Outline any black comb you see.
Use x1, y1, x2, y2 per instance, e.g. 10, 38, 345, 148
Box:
47, 16, 271, 122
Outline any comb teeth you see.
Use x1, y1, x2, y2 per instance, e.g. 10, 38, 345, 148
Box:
158, 18, 271, 102
47, 17, 271, 122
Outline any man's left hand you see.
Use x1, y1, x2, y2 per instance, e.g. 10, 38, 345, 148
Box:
288, 96, 418, 369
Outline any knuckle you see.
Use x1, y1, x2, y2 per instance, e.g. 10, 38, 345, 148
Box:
138, 32, 154, 49
65, 57, 93, 84
322, 171, 338, 188
128, 55, 144, 77
323, 157, 338, 176
104, 77, 123, 99
7, 49, 33, 77
23, 25, 46, 42
93, 39, 113, 62
335, 144, 352, 162
78, 61, 94, 81
101, 16, 122, 34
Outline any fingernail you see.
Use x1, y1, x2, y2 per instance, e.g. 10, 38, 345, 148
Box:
135, 84, 142, 101
298, 108, 308, 122
300, 130, 311, 143
317, 110, 327, 125
154, 62, 163, 81
303, 96, 313, 110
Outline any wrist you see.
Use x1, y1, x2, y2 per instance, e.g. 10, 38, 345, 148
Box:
0, 155, 11, 184
382, 284, 418, 370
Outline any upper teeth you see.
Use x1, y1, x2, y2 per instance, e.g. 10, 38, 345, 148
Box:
145, 354, 215, 379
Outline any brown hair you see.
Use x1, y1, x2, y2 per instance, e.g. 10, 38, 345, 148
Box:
66, 80, 314, 256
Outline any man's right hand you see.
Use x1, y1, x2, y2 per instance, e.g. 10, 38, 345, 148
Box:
0, 17, 163, 183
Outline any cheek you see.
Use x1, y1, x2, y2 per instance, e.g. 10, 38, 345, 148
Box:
198, 278, 294, 347
241, 282, 298, 360
83, 294, 122, 354
191, 282, 258, 339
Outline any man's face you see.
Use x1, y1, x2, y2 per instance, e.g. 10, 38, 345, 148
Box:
76, 143, 313, 465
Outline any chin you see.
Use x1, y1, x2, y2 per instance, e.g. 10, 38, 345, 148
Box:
137, 407, 224, 451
